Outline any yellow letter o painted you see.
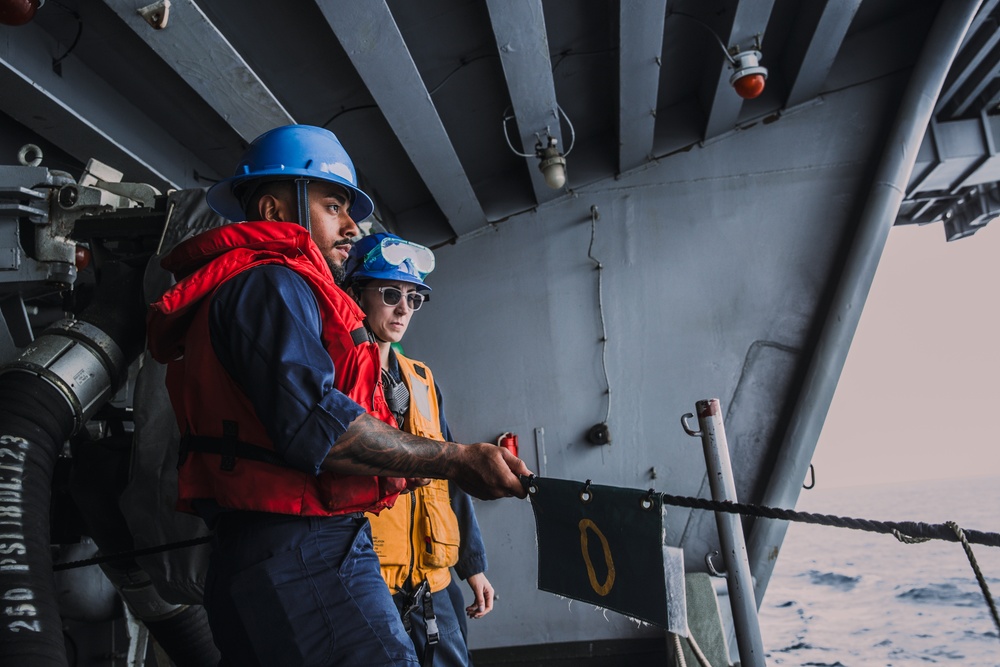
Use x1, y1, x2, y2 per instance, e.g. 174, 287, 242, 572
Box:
578, 519, 615, 596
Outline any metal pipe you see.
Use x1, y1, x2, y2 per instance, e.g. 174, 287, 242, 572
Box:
693, 398, 765, 667
745, 0, 984, 604
0, 320, 126, 434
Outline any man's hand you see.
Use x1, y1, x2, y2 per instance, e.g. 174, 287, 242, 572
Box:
452, 443, 532, 500
465, 572, 495, 619
324, 414, 531, 499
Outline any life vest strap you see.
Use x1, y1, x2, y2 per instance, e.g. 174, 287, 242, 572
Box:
179, 432, 290, 469
350, 326, 369, 346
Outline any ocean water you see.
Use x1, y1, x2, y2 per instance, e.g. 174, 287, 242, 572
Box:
758, 475, 1000, 666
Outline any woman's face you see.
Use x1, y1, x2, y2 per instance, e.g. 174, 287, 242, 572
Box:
356, 279, 422, 343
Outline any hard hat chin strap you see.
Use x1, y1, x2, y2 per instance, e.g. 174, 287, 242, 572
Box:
295, 178, 310, 232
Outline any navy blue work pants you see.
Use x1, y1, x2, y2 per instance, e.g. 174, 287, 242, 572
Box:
204, 511, 419, 667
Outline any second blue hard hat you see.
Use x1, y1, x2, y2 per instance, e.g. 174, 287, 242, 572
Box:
206, 124, 374, 223
344, 233, 435, 292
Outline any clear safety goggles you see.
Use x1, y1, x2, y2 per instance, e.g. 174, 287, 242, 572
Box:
363, 237, 436, 279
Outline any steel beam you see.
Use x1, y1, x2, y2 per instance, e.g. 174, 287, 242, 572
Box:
319, 0, 486, 237
486, 0, 564, 204
0, 22, 213, 189
102, 0, 293, 143
937, 0, 1000, 113
945, 40, 1000, 118
618, 0, 667, 174
782, 0, 861, 109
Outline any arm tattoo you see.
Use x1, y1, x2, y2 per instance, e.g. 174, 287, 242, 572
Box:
322, 413, 458, 478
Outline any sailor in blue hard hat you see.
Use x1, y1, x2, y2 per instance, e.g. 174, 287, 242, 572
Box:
344, 232, 434, 352
206, 123, 373, 283
345, 235, 499, 666
344, 233, 435, 291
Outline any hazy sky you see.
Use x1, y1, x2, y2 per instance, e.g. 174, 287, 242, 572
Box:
813, 220, 1000, 489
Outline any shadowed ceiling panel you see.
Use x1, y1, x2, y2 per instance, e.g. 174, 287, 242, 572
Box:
320, 0, 486, 237
0, 19, 213, 188
103, 0, 293, 143
618, 0, 667, 174
781, 0, 861, 108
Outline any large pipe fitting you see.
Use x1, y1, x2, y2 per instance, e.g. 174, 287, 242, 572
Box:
0, 320, 126, 435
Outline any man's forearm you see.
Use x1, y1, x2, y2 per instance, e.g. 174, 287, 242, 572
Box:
321, 412, 458, 478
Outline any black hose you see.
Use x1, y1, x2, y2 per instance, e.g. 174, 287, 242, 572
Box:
0, 375, 76, 665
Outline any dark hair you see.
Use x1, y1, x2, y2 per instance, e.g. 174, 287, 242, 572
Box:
346, 277, 370, 293
237, 179, 295, 219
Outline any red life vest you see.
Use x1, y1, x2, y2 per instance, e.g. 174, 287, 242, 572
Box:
147, 221, 406, 516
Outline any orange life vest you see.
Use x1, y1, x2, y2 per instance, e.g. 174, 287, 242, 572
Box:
369, 353, 460, 593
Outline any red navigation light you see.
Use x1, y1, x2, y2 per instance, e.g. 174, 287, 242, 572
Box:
729, 50, 768, 101
733, 73, 766, 100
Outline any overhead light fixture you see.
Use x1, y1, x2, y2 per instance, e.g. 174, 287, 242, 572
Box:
537, 136, 567, 189
729, 48, 767, 100
669, 11, 768, 100
503, 105, 576, 190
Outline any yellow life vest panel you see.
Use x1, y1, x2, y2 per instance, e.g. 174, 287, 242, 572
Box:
369, 353, 461, 593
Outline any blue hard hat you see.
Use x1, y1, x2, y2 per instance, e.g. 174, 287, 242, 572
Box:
206, 124, 374, 223
344, 233, 435, 292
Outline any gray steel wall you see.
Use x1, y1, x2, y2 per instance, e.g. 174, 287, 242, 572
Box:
400, 75, 902, 649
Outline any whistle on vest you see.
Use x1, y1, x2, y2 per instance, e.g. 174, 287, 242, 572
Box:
496, 432, 518, 457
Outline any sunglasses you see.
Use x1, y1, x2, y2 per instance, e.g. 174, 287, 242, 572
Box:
366, 286, 426, 311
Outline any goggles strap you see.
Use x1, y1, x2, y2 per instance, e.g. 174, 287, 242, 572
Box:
295, 178, 310, 232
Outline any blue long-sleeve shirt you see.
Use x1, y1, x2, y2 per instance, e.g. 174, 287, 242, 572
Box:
209, 264, 366, 474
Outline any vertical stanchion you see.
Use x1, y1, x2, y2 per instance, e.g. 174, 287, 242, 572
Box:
690, 398, 766, 667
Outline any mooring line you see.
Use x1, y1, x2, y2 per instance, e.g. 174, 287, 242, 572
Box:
659, 492, 1000, 547
659, 492, 1000, 638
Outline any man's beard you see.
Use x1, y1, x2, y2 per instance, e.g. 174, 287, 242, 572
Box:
328, 257, 346, 286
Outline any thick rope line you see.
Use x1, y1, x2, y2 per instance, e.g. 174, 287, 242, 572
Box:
52, 535, 212, 572
686, 633, 713, 667
56, 491, 1000, 574
659, 492, 1000, 547
947, 521, 1000, 636
670, 632, 687, 667
663, 492, 1000, 643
